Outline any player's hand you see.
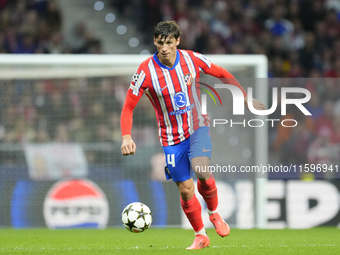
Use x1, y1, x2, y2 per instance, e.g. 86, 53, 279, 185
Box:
245, 96, 266, 114
121, 135, 136, 156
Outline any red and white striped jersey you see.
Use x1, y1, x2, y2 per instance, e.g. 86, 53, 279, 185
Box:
121, 49, 246, 147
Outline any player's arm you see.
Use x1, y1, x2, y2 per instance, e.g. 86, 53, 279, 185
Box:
120, 68, 147, 156
210, 63, 265, 112
121, 93, 138, 156
196, 53, 265, 112
245, 95, 266, 113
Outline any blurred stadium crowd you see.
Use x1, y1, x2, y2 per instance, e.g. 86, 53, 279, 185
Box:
112, 0, 340, 78
1, 0, 340, 172
0, 76, 161, 166
0, 0, 103, 54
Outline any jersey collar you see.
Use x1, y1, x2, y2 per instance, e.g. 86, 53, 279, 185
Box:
153, 50, 180, 70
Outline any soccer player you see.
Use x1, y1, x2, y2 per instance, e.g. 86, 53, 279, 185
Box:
120, 21, 265, 250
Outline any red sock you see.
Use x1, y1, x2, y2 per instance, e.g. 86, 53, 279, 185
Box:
197, 174, 218, 211
180, 194, 204, 232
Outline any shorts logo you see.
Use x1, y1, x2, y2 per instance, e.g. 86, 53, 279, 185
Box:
174, 92, 187, 108
184, 73, 193, 86
202, 148, 210, 152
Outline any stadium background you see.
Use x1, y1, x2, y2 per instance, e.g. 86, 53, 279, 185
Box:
0, 0, 340, 230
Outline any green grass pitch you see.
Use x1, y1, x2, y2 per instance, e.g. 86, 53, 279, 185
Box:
0, 228, 339, 254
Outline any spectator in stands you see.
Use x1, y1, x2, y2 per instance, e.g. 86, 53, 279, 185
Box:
305, 93, 324, 120
42, 31, 68, 54
273, 106, 315, 154
0, 0, 102, 55
14, 117, 35, 143
87, 38, 103, 54
92, 123, 115, 165
15, 33, 37, 54
107, 112, 122, 143
333, 98, 340, 117
325, 9, 340, 39
204, 34, 227, 54
33, 81, 48, 114
0, 9, 11, 31
281, 120, 315, 165
54, 123, 69, 143
0, 129, 18, 166
34, 128, 51, 143
46, 91, 71, 132
299, 32, 317, 73
87, 101, 106, 127
36, 20, 50, 44
0, 32, 6, 52
331, 116, 340, 143
268, 36, 288, 60
69, 117, 91, 143
20, 10, 39, 36
199, 0, 214, 23
265, 5, 294, 37
210, 10, 231, 42
325, 57, 340, 78
315, 100, 335, 133
307, 126, 338, 178
65, 21, 88, 53
43, 0, 61, 32
285, 19, 305, 51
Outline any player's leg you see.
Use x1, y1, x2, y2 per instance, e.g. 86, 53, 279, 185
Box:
192, 156, 218, 213
192, 156, 230, 237
176, 178, 204, 233
190, 127, 218, 212
176, 179, 210, 250
190, 127, 230, 237
162, 139, 209, 249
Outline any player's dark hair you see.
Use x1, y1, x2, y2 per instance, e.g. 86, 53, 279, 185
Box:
153, 21, 180, 40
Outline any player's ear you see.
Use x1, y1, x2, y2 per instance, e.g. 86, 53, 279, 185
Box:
176, 37, 180, 46
153, 37, 157, 46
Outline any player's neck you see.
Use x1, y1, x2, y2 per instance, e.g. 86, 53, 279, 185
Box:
157, 52, 177, 68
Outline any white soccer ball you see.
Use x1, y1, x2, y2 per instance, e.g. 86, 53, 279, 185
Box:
121, 202, 152, 233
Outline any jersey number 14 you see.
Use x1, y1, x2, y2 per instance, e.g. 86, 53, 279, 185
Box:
167, 154, 176, 167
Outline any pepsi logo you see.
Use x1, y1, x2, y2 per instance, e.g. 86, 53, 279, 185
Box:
43, 179, 109, 229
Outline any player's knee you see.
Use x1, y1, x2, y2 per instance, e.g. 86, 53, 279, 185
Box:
179, 184, 194, 201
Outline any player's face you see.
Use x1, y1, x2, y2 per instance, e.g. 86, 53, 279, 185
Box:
154, 35, 180, 64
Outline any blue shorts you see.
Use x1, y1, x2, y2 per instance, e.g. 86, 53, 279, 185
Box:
163, 127, 212, 182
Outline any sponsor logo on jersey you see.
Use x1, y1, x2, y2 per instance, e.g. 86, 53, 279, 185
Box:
174, 92, 187, 108
43, 179, 109, 229
170, 103, 195, 115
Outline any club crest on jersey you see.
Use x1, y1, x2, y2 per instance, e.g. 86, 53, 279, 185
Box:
184, 73, 193, 86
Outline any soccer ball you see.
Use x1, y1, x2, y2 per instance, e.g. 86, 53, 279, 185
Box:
121, 202, 152, 233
